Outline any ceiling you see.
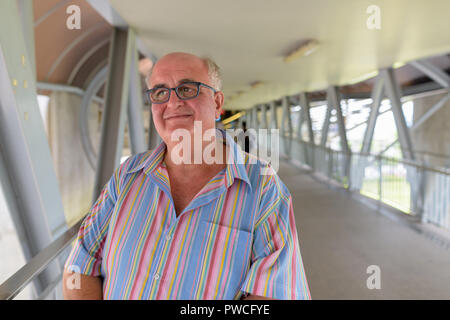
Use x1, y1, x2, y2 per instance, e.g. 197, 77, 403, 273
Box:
109, 0, 450, 110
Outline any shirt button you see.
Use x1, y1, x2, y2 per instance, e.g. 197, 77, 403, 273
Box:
166, 234, 171, 241
154, 273, 160, 280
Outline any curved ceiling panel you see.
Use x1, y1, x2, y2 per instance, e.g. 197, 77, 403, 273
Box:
109, 0, 450, 110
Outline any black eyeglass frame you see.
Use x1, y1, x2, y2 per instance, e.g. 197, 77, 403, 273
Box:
146, 81, 218, 104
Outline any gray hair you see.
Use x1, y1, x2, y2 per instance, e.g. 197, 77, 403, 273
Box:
202, 57, 222, 91
146, 55, 222, 91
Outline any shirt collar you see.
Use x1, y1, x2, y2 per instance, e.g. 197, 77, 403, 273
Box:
126, 128, 251, 189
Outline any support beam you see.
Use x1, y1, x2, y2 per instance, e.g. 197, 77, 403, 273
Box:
127, 32, 147, 155
381, 68, 415, 160
410, 59, 450, 88
361, 76, 385, 154
299, 92, 315, 144
93, 28, 134, 199
261, 103, 269, 129
0, 0, 65, 296
17, 0, 36, 78
148, 106, 161, 150
270, 101, 278, 129
411, 91, 450, 131
282, 96, 293, 138
353, 76, 385, 190
328, 86, 349, 153
252, 105, 259, 130
320, 99, 332, 147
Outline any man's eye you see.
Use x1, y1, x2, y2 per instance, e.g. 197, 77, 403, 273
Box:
180, 87, 193, 92
155, 89, 168, 97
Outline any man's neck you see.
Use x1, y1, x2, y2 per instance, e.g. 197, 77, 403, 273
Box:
163, 136, 228, 177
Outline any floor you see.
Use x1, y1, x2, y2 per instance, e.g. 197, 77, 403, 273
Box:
278, 160, 450, 299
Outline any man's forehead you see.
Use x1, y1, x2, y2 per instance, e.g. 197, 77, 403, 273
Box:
149, 57, 208, 86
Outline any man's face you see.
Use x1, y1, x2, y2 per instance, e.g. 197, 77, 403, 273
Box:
148, 53, 224, 144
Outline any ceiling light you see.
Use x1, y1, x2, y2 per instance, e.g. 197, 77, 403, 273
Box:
284, 39, 320, 63
250, 81, 265, 88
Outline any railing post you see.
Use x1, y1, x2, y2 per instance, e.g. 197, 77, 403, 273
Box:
378, 155, 383, 201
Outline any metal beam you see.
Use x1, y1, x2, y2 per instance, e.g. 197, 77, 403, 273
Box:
270, 101, 278, 129
361, 76, 385, 154
410, 59, 450, 88
0, 0, 65, 296
381, 68, 415, 160
148, 106, 162, 150
261, 103, 269, 129
87, 0, 157, 61
127, 32, 147, 155
282, 96, 293, 137
328, 86, 349, 153
93, 28, 134, 199
80, 66, 109, 170
320, 99, 332, 147
17, 0, 36, 78
411, 91, 450, 131
299, 92, 314, 144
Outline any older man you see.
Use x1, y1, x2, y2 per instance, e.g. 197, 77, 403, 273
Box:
63, 52, 310, 300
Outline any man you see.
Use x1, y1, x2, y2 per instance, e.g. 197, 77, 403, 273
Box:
63, 52, 310, 300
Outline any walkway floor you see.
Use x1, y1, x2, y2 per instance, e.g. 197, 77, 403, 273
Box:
278, 160, 450, 299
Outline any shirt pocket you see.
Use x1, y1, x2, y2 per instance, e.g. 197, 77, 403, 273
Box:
196, 220, 253, 299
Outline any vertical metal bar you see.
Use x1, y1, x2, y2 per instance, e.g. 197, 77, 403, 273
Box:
300, 92, 315, 169
378, 156, 383, 201
320, 100, 332, 147
148, 106, 161, 150
0, 0, 64, 296
253, 105, 260, 130
328, 86, 349, 153
302, 93, 315, 145
281, 97, 293, 158
270, 101, 278, 129
127, 30, 147, 155
94, 27, 134, 199
261, 103, 268, 129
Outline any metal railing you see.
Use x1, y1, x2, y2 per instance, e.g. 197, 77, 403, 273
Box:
0, 217, 83, 300
278, 135, 450, 230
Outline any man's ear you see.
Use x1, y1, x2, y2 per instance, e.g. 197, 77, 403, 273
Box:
214, 91, 225, 119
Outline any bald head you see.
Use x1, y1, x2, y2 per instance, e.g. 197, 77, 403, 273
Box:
147, 52, 222, 91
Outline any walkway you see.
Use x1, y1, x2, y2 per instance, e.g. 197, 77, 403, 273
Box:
278, 160, 450, 299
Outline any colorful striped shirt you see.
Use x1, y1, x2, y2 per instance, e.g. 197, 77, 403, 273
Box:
64, 129, 311, 300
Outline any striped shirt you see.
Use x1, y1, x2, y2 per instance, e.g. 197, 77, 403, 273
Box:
64, 129, 310, 300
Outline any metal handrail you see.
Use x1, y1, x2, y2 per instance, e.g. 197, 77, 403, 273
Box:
0, 217, 84, 300
284, 135, 450, 176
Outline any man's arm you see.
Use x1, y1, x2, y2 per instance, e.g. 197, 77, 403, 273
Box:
62, 271, 103, 300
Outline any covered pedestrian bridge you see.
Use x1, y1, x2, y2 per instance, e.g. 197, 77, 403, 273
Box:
0, 0, 450, 299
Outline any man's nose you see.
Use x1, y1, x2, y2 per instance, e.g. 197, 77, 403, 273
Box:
166, 89, 183, 109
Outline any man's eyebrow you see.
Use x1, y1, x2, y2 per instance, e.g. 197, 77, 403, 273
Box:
152, 78, 197, 89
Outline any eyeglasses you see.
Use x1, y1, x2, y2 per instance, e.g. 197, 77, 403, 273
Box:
146, 81, 217, 104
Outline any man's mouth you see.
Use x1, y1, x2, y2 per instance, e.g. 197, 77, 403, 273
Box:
164, 114, 193, 120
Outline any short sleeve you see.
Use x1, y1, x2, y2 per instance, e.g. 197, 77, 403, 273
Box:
64, 176, 117, 277
241, 175, 311, 300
